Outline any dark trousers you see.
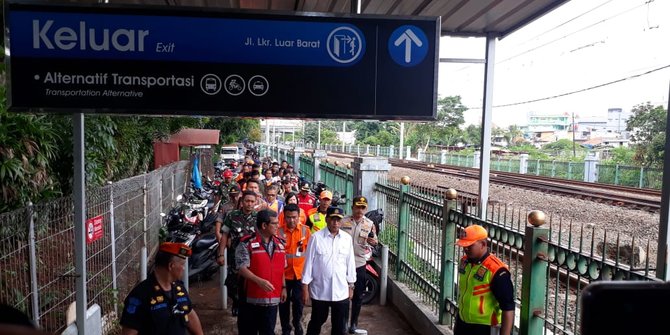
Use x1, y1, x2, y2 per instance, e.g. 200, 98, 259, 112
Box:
238, 302, 278, 335
349, 266, 367, 327
279, 279, 304, 335
306, 299, 349, 335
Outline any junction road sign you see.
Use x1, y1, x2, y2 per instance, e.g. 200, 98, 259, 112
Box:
5, 2, 439, 120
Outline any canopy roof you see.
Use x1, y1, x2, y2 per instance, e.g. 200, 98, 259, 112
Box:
104, 0, 569, 38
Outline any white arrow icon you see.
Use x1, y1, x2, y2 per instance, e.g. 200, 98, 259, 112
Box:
394, 29, 423, 63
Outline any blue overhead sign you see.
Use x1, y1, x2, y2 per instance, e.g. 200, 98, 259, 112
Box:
5, 2, 439, 120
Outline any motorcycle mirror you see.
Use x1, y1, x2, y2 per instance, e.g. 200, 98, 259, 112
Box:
176, 194, 183, 202
341, 194, 347, 199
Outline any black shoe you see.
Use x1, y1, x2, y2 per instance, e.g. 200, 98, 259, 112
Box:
232, 307, 239, 317
348, 325, 357, 334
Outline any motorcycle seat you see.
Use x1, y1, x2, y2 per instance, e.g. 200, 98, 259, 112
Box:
194, 233, 218, 250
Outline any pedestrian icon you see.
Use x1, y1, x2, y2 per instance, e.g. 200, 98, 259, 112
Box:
388, 25, 429, 67
248, 75, 269, 96
327, 26, 365, 64
224, 74, 245, 96
199, 74, 222, 95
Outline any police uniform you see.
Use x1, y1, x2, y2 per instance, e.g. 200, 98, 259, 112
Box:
222, 209, 258, 308
121, 274, 193, 335
120, 244, 194, 335
340, 196, 376, 333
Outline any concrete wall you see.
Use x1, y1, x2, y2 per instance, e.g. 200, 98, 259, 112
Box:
373, 259, 453, 335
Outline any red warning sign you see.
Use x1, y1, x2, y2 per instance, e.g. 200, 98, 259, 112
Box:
86, 215, 104, 244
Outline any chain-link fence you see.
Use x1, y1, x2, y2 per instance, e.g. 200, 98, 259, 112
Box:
0, 161, 188, 334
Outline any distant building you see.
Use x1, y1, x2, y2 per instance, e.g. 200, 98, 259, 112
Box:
606, 108, 632, 134
526, 112, 571, 132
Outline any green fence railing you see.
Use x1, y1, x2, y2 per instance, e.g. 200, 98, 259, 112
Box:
374, 178, 659, 335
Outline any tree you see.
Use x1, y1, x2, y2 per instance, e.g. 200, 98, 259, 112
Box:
626, 102, 667, 167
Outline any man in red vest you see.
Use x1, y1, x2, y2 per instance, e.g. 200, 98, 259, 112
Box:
297, 182, 316, 214
236, 209, 287, 335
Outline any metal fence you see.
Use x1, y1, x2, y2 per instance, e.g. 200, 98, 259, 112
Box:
0, 161, 188, 334
374, 178, 658, 335
319, 161, 354, 215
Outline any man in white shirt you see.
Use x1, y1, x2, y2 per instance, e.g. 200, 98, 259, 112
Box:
302, 207, 356, 335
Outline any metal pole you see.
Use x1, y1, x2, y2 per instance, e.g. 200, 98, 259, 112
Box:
141, 175, 148, 281
265, 119, 270, 145
399, 122, 405, 159
656, 82, 670, 279
220, 250, 228, 309
73, 113, 87, 335
109, 181, 119, 315
477, 34, 497, 220
342, 122, 346, 152
380, 245, 389, 306
184, 258, 190, 291
27, 202, 40, 327
318, 121, 321, 148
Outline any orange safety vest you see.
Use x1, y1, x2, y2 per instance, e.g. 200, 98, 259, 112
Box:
245, 234, 286, 305
278, 224, 310, 280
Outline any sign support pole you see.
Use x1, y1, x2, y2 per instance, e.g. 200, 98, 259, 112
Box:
73, 113, 87, 335
477, 34, 496, 220
657, 81, 670, 280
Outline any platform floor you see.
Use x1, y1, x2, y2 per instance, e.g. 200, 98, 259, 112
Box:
188, 274, 419, 334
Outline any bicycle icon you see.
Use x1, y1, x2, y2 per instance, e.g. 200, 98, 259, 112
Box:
224, 75, 245, 96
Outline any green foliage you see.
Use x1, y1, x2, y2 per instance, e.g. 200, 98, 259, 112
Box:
0, 85, 61, 212
626, 102, 667, 167
602, 146, 636, 165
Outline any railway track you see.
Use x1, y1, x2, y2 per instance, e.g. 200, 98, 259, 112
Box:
319, 152, 661, 212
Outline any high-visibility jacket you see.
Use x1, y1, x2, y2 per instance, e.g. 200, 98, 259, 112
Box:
457, 253, 508, 326
278, 224, 310, 280
245, 234, 286, 305
267, 199, 284, 214
309, 212, 327, 233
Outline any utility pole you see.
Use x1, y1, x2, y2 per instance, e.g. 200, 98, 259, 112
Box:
572, 112, 576, 157
342, 121, 346, 152
317, 121, 321, 148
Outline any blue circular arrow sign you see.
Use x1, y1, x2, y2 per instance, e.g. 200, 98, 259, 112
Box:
388, 25, 429, 67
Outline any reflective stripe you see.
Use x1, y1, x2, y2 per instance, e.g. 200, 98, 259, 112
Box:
285, 253, 305, 259
246, 297, 281, 305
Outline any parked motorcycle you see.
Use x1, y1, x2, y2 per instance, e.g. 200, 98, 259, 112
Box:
361, 208, 384, 305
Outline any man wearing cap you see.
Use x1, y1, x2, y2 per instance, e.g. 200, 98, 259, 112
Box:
218, 190, 259, 316
340, 195, 377, 334
219, 170, 237, 204
302, 207, 357, 335
121, 242, 203, 335
215, 185, 242, 246
455, 225, 514, 335
306, 190, 332, 233
236, 209, 287, 334
297, 183, 316, 215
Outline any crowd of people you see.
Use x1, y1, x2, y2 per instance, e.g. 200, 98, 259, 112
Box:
116, 145, 514, 335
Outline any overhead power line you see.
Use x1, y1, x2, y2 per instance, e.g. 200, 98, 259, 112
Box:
468, 64, 670, 109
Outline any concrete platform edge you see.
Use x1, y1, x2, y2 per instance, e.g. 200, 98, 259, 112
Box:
373, 258, 454, 335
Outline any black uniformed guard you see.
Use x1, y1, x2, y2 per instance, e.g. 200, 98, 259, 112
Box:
120, 242, 203, 335
218, 190, 259, 316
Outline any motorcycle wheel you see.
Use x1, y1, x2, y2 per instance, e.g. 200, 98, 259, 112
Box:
360, 272, 379, 305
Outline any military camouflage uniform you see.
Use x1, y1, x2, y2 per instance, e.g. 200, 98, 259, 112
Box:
222, 209, 258, 307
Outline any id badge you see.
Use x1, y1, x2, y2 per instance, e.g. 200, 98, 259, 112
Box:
296, 249, 301, 257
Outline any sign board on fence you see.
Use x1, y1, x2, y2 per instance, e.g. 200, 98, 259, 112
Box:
5, 3, 439, 120
86, 215, 104, 244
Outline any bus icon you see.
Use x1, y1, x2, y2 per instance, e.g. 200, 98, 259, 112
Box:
200, 74, 222, 95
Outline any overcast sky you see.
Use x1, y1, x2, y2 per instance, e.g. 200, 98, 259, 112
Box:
437, 0, 670, 127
